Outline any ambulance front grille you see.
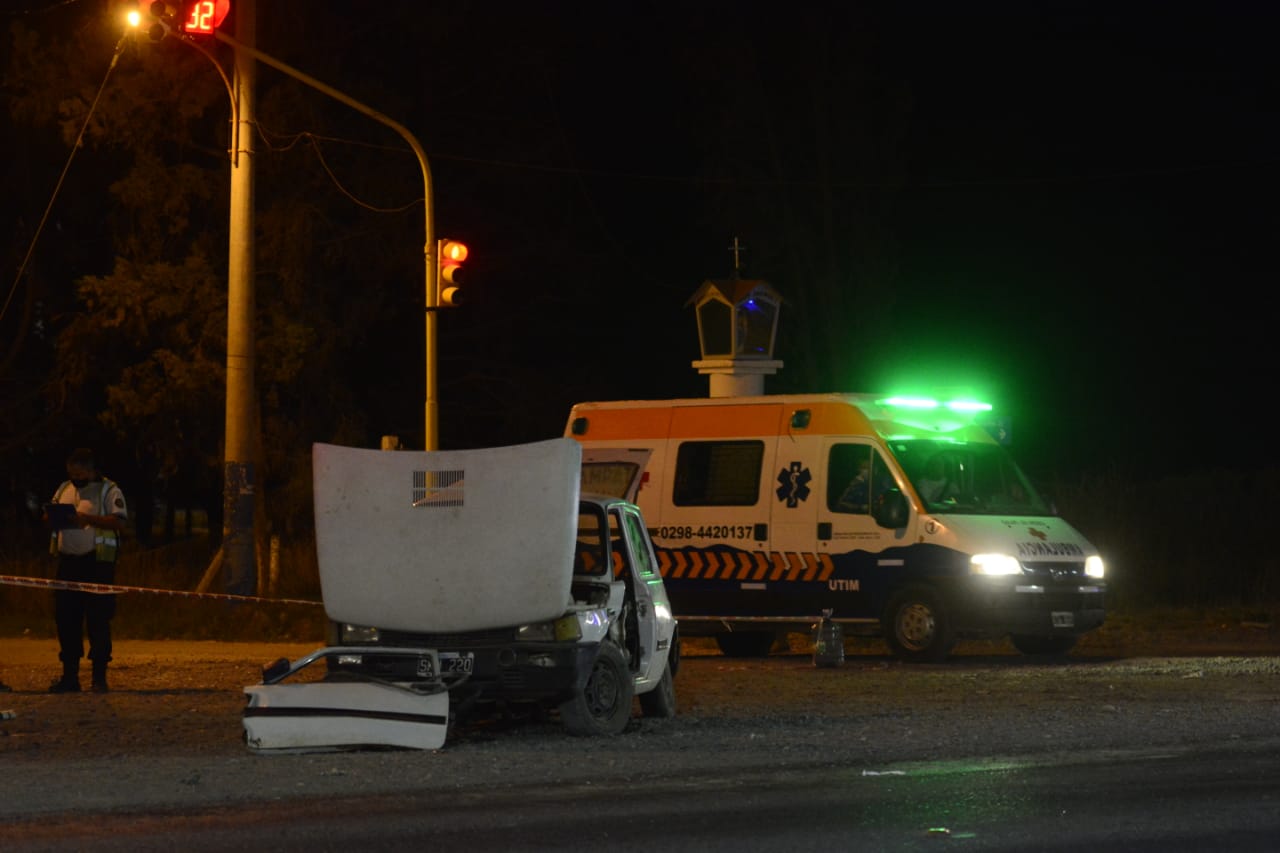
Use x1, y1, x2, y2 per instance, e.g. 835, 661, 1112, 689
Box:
1020, 561, 1087, 583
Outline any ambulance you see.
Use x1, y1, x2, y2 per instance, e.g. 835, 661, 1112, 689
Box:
566, 393, 1106, 662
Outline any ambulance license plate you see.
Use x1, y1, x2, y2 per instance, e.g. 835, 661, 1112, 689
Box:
1051, 611, 1075, 628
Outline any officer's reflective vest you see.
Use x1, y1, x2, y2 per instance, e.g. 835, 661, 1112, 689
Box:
49, 478, 121, 562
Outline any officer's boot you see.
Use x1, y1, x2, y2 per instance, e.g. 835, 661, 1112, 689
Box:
49, 660, 80, 694
91, 660, 109, 694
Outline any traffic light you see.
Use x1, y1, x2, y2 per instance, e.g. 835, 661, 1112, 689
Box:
437, 239, 468, 307
146, 1, 178, 40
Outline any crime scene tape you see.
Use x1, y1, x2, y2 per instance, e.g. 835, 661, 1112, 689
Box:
0, 574, 321, 607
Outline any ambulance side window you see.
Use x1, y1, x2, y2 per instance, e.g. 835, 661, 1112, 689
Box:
672, 440, 763, 506
829, 445, 892, 515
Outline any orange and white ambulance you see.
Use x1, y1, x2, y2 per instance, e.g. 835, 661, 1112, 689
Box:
566, 393, 1105, 662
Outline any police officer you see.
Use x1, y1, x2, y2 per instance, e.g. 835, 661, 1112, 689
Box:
46, 448, 128, 694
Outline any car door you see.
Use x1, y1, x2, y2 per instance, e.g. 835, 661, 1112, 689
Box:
613, 504, 668, 678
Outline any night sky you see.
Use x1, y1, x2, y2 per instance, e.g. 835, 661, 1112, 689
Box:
4, 1, 1277, 487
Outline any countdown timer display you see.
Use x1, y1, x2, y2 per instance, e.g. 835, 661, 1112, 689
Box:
181, 0, 230, 35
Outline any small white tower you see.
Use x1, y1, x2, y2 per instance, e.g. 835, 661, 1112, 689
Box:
688, 239, 783, 397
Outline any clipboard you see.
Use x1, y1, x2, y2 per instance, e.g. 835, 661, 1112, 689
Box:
44, 503, 80, 530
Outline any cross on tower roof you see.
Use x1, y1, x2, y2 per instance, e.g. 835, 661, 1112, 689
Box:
728, 237, 747, 278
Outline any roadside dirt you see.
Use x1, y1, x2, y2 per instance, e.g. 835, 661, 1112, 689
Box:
2, 612, 1277, 764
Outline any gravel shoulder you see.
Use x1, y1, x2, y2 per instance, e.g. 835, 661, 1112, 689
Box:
1, 622, 1279, 823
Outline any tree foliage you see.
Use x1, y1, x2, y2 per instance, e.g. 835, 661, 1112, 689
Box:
3, 10, 423, 544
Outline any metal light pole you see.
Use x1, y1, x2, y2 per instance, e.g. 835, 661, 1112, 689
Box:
141, 0, 441, 601
221, 0, 257, 596
178, 1, 440, 595
211, 29, 440, 449
133, 0, 255, 597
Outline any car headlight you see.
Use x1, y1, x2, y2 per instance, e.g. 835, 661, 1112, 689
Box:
970, 553, 1022, 576
340, 624, 380, 644
516, 615, 583, 642
516, 621, 555, 642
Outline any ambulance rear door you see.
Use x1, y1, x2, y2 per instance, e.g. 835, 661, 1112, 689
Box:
654, 403, 782, 583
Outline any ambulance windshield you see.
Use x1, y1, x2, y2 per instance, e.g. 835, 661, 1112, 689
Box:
891, 440, 1052, 516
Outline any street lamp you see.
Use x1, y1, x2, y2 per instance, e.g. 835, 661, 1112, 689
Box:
125, 0, 256, 596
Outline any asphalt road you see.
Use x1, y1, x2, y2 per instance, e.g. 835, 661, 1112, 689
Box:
5, 737, 1280, 851
2, 635, 1278, 851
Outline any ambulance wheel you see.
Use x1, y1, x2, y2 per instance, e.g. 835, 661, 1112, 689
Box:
638, 659, 677, 718
884, 585, 955, 663
1011, 635, 1077, 657
560, 641, 634, 736
715, 631, 776, 657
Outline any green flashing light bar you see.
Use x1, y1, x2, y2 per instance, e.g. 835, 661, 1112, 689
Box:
877, 396, 994, 413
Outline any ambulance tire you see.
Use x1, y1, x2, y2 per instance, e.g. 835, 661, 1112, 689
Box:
1011, 635, 1077, 657
560, 641, 634, 736
884, 585, 956, 663
639, 659, 677, 718
715, 631, 777, 658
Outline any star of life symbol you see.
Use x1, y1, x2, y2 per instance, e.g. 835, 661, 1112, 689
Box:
776, 462, 811, 508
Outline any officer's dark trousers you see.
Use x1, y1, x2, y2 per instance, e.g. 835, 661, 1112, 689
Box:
55, 552, 116, 666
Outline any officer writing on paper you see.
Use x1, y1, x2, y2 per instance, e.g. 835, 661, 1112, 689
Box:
43, 448, 128, 694
836, 456, 871, 513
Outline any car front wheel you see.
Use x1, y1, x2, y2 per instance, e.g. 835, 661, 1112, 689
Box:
559, 642, 634, 736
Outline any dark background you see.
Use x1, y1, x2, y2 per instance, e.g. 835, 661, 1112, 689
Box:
2, 0, 1276, 514
285, 1, 1278, 481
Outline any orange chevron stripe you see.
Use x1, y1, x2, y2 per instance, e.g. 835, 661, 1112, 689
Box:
769, 551, 788, 581
701, 552, 721, 580
656, 549, 836, 583
688, 551, 704, 579
713, 553, 735, 580
785, 552, 805, 581
752, 552, 770, 580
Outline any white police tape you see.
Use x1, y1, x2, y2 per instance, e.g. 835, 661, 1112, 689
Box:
0, 574, 321, 607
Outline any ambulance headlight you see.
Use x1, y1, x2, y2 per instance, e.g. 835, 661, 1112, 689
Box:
1085, 556, 1105, 579
970, 553, 1023, 576
339, 624, 380, 644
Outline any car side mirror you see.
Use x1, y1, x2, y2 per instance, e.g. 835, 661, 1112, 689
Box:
873, 489, 909, 530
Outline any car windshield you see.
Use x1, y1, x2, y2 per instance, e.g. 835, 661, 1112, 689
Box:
890, 439, 1052, 516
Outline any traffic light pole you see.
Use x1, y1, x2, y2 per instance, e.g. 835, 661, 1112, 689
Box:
221, 0, 256, 597
212, 29, 442, 449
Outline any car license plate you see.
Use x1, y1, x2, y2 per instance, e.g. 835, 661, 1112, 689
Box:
439, 652, 475, 674
1051, 611, 1075, 628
